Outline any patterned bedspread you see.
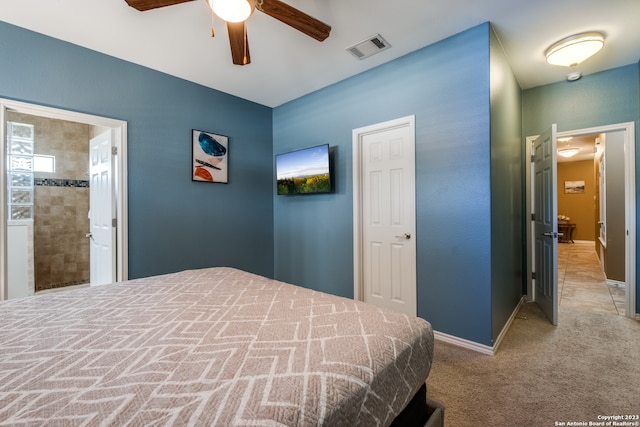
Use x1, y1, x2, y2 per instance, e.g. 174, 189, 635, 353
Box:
0, 267, 434, 426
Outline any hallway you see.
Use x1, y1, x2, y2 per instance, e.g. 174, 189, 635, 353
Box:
558, 241, 626, 315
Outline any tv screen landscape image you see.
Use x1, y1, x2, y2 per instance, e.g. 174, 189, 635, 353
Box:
276, 144, 331, 195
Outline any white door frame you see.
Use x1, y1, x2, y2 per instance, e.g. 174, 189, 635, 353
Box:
1, 98, 128, 300
526, 121, 636, 319
352, 115, 416, 307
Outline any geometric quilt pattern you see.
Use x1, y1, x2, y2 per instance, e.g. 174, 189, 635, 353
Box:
0, 267, 434, 426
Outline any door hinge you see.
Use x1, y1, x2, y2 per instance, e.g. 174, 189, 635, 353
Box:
112, 218, 117, 228
532, 271, 536, 280
112, 146, 118, 156
531, 213, 536, 221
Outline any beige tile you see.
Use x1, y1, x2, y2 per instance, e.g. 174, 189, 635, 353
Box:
558, 242, 623, 317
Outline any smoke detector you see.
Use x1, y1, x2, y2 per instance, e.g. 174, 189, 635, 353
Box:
567, 71, 582, 81
346, 34, 391, 60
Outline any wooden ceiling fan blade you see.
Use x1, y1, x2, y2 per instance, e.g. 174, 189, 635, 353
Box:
125, 0, 195, 11
227, 22, 251, 65
258, 0, 331, 42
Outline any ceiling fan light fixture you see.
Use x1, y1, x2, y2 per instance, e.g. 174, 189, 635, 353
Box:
209, 0, 254, 23
545, 32, 605, 67
557, 147, 580, 158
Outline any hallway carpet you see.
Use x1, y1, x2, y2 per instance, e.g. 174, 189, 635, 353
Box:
427, 303, 640, 426
427, 241, 639, 426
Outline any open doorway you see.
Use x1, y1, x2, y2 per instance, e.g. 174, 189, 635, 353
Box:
1, 99, 128, 301
556, 132, 626, 314
525, 122, 636, 322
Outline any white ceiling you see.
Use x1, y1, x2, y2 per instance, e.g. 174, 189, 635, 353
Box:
1, 0, 639, 107
556, 135, 597, 163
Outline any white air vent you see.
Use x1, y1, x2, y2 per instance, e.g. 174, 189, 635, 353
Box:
346, 34, 391, 60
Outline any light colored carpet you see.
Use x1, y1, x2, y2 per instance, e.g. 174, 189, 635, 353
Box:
427, 302, 640, 426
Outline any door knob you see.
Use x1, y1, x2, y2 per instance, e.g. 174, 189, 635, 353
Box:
542, 232, 558, 238
395, 233, 411, 239
85, 232, 93, 240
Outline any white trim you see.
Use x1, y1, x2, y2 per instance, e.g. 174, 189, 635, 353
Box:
492, 297, 525, 353
352, 115, 416, 305
606, 279, 625, 288
526, 122, 636, 319
434, 331, 495, 356
525, 135, 536, 301
558, 122, 635, 318
1, 98, 128, 301
352, 115, 418, 313
571, 239, 595, 244
434, 297, 525, 356
0, 107, 6, 301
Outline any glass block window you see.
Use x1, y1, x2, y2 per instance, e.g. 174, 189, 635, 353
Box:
10, 188, 33, 204
9, 138, 34, 155
9, 172, 33, 187
10, 122, 34, 140
7, 122, 35, 220
10, 205, 33, 220
10, 155, 33, 171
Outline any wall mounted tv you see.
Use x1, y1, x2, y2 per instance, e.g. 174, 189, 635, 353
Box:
276, 144, 332, 195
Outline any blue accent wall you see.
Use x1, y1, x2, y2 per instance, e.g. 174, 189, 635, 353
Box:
489, 27, 524, 341
522, 63, 640, 314
0, 21, 274, 279
274, 23, 499, 345
2, 19, 533, 345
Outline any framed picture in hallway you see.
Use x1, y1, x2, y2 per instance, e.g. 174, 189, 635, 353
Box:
564, 180, 584, 194
192, 129, 229, 183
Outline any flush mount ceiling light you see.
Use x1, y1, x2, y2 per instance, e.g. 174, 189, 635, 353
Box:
545, 32, 605, 67
209, 0, 255, 22
557, 147, 580, 158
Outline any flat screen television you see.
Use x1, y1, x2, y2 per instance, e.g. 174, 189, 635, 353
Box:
276, 144, 332, 195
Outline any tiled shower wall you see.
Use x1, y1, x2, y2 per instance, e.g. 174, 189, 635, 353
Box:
8, 112, 90, 291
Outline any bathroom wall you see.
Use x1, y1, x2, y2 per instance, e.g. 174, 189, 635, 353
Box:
8, 112, 90, 291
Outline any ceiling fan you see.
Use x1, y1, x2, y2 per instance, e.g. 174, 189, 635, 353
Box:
124, 0, 331, 65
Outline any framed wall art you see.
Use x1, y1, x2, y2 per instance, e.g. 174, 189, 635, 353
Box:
564, 180, 585, 194
192, 129, 228, 183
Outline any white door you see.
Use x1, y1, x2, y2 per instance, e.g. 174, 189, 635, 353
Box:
597, 152, 606, 270
533, 125, 558, 325
89, 131, 115, 286
353, 116, 416, 317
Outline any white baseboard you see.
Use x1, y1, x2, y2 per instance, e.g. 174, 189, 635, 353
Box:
434, 330, 494, 355
606, 279, 625, 288
492, 296, 525, 353
572, 240, 594, 244
434, 297, 525, 356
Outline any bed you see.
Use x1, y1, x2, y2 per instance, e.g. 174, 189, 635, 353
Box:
0, 267, 435, 426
